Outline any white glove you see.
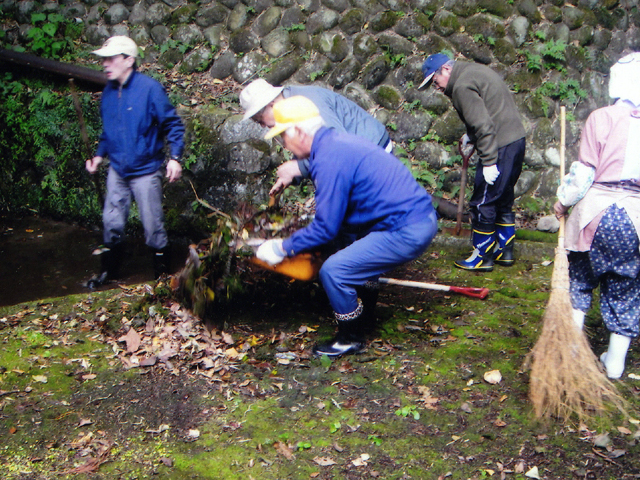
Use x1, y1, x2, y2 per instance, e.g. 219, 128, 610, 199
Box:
256, 239, 286, 266
461, 133, 471, 148
483, 164, 500, 185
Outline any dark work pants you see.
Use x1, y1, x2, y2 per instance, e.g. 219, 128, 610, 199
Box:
469, 137, 525, 225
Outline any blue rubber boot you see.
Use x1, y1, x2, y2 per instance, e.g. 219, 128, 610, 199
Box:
454, 222, 495, 271
493, 212, 516, 267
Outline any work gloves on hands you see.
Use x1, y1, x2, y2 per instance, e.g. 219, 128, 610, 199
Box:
256, 239, 286, 266
483, 164, 500, 185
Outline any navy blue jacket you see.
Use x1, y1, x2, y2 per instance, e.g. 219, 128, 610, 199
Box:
282, 128, 433, 256
96, 71, 185, 179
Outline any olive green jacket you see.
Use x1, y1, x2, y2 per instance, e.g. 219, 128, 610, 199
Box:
444, 61, 526, 166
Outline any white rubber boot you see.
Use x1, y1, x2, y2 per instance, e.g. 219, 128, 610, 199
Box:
572, 309, 585, 330
600, 333, 632, 379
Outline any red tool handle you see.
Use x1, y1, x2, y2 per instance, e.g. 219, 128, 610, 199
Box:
448, 285, 489, 299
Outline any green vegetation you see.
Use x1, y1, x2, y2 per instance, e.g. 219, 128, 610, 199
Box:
0, 237, 637, 479
0, 73, 102, 223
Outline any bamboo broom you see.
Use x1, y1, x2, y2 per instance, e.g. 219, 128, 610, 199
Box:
526, 106, 625, 421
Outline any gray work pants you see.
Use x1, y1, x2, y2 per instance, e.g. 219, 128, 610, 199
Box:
103, 167, 167, 250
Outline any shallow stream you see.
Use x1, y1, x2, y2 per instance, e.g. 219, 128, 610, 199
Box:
0, 215, 184, 307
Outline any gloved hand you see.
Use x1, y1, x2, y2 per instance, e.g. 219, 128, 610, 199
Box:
256, 239, 286, 266
483, 164, 500, 185
461, 133, 471, 148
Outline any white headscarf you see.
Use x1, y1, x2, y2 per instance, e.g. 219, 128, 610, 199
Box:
609, 52, 640, 107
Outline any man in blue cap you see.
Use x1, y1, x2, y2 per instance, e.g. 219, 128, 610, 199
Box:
420, 53, 526, 271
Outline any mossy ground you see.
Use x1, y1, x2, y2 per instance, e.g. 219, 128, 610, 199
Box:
1, 231, 639, 480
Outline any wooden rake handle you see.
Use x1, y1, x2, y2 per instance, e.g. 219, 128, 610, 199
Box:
378, 278, 489, 299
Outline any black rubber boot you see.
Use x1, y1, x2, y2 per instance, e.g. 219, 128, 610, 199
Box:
493, 212, 516, 266
152, 246, 171, 279
356, 282, 379, 335
454, 221, 496, 271
313, 302, 366, 357
87, 243, 122, 289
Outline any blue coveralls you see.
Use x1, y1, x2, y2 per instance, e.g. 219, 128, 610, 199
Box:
281, 128, 437, 316
96, 70, 185, 250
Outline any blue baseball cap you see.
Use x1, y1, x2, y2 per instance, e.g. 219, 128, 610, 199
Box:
419, 53, 450, 88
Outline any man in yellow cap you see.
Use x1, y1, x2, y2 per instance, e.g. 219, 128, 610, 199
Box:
86, 36, 185, 287
256, 96, 437, 356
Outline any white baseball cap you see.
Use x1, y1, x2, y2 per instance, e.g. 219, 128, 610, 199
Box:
92, 36, 139, 58
240, 79, 284, 120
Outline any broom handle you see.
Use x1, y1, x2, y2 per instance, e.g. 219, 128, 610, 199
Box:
559, 106, 566, 247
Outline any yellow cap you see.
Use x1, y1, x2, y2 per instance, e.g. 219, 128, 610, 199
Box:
264, 96, 320, 140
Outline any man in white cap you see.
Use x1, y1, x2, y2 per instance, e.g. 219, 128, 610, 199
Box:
86, 36, 185, 287
555, 52, 640, 379
256, 96, 437, 356
240, 79, 392, 195
420, 53, 526, 272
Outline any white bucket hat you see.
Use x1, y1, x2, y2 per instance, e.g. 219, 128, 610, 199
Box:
609, 52, 640, 106
240, 79, 284, 120
92, 36, 139, 58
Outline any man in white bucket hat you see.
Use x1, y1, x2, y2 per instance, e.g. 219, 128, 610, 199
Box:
240, 79, 393, 195
86, 36, 185, 287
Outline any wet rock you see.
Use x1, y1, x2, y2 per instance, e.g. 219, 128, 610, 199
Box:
229, 28, 260, 54
146, 3, 171, 27
339, 8, 366, 35
353, 33, 379, 64
373, 85, 403, 110
327, 56, 361, 90
227, 4, 247, 32
264, 53, 303, 85
232, 51, 267, 83
261, 28, 291, 58
174, 24, 204, 46
414, 141, 453, 170
307, 8, 339, 35
180, 46, 213, 74
105, 3, 128, 24
195, 4, 229, 28
517, 0, 542, 24
254, 6, 281, 37
432, 10, 460, 37
389, 111, 433, 142
85, 23, 110, 45
209, 50, 236, 79
361, 56, 390, 90
536, 215, 559, 233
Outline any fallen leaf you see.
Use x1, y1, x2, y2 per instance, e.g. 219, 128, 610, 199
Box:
351, 453, 370, 467
81, 374, 97, 381
460, 402, 472, 413
119, 328, 141, 353
609, 449, 626, 458
593, 433, 610, 448
483, 369, 502, 384
525, 466, 540, 479
222, 332, 234, 344
494, 419, 507, 427
32, 375, 48, 383
187, 429, 200, 439
313, 456, 336, 466
139, 356, 157, 367
274, 441, 294, 460
159, 457, 173, 467
77, 418, 93, 428
629, 373, 640, 380
618, 426, 632, 435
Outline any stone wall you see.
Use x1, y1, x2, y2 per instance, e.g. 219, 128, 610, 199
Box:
2, 0, 638, 219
